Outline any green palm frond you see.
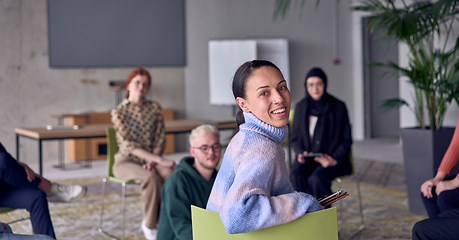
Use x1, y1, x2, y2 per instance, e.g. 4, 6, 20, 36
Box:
379, 98, 409, 112
273, 0, 327, 21
354, 0, 459, 130
274, 0, 459, 130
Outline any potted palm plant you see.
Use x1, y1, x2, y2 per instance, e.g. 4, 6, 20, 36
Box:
274, 0, 459, 215
354, 0, 459, 215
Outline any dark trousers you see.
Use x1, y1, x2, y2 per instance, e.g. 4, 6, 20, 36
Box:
421, 180, 459, 218
412, 208, 459, 240
290, 159, 351, 199
0, 152, 56, 239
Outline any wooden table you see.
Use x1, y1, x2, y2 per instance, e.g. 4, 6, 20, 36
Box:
15, 118, 237, 175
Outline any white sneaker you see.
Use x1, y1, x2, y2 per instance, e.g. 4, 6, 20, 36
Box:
47, 183, 87, 203
141, 220, 157, 240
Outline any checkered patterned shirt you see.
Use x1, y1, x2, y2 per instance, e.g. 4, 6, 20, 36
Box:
111, 98, 165, 163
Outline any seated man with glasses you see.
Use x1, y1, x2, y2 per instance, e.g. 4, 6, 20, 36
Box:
157, 124, 221, 240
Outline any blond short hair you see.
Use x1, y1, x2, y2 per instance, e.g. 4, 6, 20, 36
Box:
189, 124, 220, 146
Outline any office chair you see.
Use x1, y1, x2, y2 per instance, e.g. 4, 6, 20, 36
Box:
191, 206, 338, 240
98, 128, 137, 240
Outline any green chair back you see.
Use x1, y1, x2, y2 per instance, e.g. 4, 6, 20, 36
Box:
106, 128, 135, 184
0, 207, 15, 214
281, 109, 295, 147
348, 149, 354, 176
191, 206, 338, 240
0, 207, 30, 224
106, 128, 119, 178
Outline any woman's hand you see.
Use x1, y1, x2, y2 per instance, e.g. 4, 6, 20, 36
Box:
421, 172, 446, 198
420, 179, 437, 198
132, 148, 175, 169
143, 162, 158, 173
421, 178, 444, 198
143, 157, 175, 172
18, 162, 36, 182
159, 158, 176, 169
314, 154, 337, 168
297, 151, 308, 164
436, 178, 459, 196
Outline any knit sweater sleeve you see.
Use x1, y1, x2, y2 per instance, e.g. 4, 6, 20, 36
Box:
438, 118, 459, 179
218, 141, 323, 234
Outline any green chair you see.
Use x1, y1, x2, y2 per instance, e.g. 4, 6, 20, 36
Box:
282, 109, 295, 171
335, 151, 365, 239
0, 207, 30, 225
98, 128, 137, 240
192, 206, 338, 240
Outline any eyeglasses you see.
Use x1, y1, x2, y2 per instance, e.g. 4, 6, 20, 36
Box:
192, 144, 222, 153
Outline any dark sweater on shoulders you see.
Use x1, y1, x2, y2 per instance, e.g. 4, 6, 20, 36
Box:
157, 157, 217, 240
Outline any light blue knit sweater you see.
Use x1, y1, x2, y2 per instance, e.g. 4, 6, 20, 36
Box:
206, 112, 323, 234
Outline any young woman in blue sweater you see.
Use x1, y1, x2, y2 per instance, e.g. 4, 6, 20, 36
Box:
206, 60, 323, 234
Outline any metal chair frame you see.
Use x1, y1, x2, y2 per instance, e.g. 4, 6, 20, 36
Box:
335, 152, 365, 240
98, 128, 137, 240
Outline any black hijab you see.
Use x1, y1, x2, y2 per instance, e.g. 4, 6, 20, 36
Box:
304, 67, 331, 117
290, 67, 352, 173
292, 67, 342, 155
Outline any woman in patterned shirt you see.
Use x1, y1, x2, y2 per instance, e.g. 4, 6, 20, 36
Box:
111, 67, 176, 240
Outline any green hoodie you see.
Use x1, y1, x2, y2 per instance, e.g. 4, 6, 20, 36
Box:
157, 156, 217, 240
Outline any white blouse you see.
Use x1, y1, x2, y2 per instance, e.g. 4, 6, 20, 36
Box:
309, 115, 318, 141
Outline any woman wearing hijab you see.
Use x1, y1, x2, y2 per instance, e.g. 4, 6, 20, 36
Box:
289, 67, 352, 201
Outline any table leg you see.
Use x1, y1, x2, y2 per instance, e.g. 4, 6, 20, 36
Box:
85, 137, 92, 168
57, 117, 65, 168
16, 134, 20, 161
39, 139, 43, 176
84, 116, 92, 168
53, 116, 93, 170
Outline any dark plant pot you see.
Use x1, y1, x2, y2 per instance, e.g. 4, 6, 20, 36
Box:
401, 127, 457, 216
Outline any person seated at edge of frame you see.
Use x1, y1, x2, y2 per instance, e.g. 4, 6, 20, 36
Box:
1, 221, 54, 240
412, 118, 459, 240
289, 67, 352, 201
206, 60, 323, 234
157, 124, 221, 240
0, 142, 87, 239
111, 67, 176, 240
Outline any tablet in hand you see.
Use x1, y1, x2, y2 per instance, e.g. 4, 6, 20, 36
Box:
302, 153, 323, 158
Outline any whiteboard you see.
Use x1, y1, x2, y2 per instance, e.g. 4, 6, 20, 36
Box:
209, 40, 257, 105
209, 39, 289, 106
256, 39, 290, 89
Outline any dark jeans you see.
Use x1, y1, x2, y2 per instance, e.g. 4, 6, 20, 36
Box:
290, 159, 351, 199
412, 208, 459, 240
421, 179, 459, 218
0, 152, 56, 239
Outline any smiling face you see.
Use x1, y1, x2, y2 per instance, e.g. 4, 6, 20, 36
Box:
127, 74, 150, 100
305, 76, 325, 101
236, 66, 291, 128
